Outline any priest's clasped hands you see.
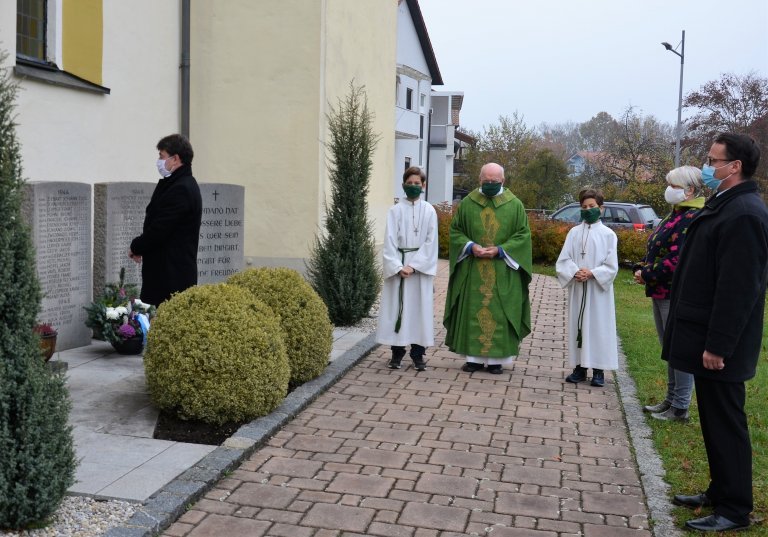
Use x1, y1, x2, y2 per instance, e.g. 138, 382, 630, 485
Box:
573, 268, 594, 282
471, 244, 499, 258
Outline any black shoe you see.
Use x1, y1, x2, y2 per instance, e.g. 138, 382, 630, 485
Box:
388, 356, 403, 369
461, 362, 484, 372
684, 514, 749, 532
644, 400, 672, 413
412, 357, 426, 371
673, 493, 713, 509
565, 365, 587, 383
487, 364, 503, 374
590, 369, 605, 387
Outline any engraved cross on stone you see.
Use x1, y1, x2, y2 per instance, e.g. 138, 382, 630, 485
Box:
212, 190, 219, 201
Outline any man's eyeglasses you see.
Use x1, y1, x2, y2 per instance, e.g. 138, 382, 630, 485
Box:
706, 157, 733, 166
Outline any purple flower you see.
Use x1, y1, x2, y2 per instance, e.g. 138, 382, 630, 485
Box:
119, 288, 127, 298
117, 324, 136, 339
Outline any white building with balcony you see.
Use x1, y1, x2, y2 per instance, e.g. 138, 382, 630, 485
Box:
428, 91, 465, 203
394, 0, 442, 203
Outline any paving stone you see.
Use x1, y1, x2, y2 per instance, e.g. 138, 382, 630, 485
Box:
283, 434, 345, 453
326, 473, 396, 497
226, 482, 299, 508
582, 491, 647, 516
413, 473, 479, 498
429, 448, 487, 469
495, 492, 560, 518
399, 502, 470, 532
583, 524, 653, 537
349, 447, 410, 469
186, 514, 270, 536
501, 465, 561, 487
259, 456, 323, 478
301, 503, 376, 532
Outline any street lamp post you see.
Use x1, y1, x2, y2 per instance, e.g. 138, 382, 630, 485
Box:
662, 30, 685, 167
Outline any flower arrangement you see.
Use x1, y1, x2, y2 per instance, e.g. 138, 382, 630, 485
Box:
33, 323, 58, 337
84, 268, 156, 346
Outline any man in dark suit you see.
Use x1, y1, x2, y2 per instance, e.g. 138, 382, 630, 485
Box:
662, 133, 768, 532
129, 134, 202, 306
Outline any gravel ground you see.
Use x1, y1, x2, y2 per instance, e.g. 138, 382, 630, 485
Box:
0, 497, 137, 537
3, 297, 381, 537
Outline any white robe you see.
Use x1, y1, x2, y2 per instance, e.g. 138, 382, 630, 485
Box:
555, 221, 619, 370
376, 198, 438, 347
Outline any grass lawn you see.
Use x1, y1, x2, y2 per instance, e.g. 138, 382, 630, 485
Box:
534, 264, 767, 534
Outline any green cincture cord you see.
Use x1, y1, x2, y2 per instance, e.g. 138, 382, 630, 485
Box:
576, 280, 587, 348
394, 247, 419, 333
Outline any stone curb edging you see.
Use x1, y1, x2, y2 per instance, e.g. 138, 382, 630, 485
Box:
103, 332, 378, 537
615, 336, 683, 537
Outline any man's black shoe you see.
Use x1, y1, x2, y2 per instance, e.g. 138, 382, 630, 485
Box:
684, 514, 749, 532
590, 369, 605, 387
461, 362, 484, 372
565, 365, 587, 383
673, 493, 713, 509
487, 364, 503, 374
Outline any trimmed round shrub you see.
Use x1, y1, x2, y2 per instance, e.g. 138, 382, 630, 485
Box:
144, 283, 289, 425
228, 268, 333, 386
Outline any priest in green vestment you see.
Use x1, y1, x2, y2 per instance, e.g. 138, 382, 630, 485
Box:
444, 163, 532, 374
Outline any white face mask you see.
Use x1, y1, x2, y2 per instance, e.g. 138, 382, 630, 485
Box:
664, 185, 688, 205
156, 158, 172, 178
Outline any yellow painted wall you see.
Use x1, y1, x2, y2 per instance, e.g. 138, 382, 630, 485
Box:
190, 0, 396, 271
62, 0, 103, 85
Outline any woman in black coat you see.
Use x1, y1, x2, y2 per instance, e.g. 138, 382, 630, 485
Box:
130, 134, 202, 306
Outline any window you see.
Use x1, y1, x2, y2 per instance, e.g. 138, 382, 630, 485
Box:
404, 157, 411, 171
420, 93, 426, 109
395, 76, 401, 105
406, 88, 413, 110
17, 0, 47, 63
614, 208, 632, 223
419, 115, 424, 138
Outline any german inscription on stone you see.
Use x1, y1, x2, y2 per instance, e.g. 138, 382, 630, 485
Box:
22, 182, 92, 351
93, 183, 153, 299
197, 183, 244, 284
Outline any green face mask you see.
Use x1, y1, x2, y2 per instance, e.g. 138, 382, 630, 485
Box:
481, 182, 502, 197
403, 184, 422, 199
580, 207, 601, 224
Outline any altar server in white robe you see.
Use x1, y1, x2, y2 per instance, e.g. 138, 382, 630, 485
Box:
555, 188, 619, 388
377, 167, 438, 371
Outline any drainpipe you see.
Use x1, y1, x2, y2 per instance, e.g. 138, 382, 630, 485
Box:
425, 107, 432, 201
180, 0, 191, 138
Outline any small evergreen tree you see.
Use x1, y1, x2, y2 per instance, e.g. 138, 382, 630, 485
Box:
306, 82, 381, 325
0, 49, 76, 530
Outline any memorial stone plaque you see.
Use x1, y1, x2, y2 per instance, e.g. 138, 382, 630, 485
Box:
197, 183, 245, 284
22, 182, 92, 351
93, 183, 153, 299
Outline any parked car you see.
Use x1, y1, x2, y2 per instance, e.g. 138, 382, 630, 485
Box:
550, 201, 661, 230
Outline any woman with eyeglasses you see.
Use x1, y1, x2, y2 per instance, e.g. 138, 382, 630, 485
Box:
633, 165, 705, 422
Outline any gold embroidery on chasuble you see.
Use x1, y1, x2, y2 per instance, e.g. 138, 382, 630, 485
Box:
476, 206, 500, 354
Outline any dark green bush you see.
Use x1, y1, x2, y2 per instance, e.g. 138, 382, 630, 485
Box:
144, 284, 289, 425
228, 268, 332, 387
434, 202, 455, 260
0, 49, 75, 530
306, 83, 380, 325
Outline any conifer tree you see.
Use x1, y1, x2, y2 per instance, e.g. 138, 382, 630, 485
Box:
307, 83, 381, 325
0, 49, 76, 530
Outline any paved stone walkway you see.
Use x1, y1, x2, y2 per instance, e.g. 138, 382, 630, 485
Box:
163, 261, 652, 537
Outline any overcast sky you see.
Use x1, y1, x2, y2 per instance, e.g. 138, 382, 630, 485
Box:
418, 0, 768, 133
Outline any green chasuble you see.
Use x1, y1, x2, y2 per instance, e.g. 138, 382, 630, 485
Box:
443, 189, 532, 357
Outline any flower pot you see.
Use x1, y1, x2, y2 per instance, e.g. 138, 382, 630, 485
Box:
111, 335, 144, 355
39, 333, 58, 362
